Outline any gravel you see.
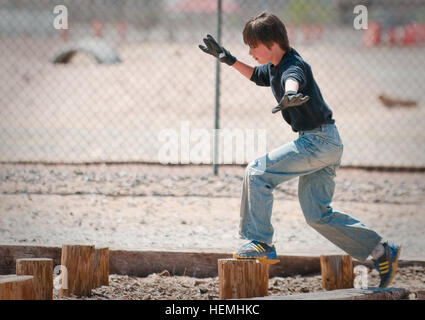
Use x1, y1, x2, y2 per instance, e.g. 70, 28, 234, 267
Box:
0, 164, 424, 205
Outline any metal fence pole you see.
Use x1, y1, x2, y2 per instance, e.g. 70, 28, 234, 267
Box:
213, 0, 222, 176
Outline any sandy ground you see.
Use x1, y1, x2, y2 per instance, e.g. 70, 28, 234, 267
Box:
1, 163, 424, 299
0, 164, 424, 259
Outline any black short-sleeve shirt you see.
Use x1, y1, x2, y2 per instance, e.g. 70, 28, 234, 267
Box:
250, 48, 335, 132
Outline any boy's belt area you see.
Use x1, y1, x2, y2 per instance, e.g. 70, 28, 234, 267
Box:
299, 123, 334, 135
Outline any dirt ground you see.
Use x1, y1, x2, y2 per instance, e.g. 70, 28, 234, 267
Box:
1, 164, 424, 257
53, 266, 425, 300
0, 163, 424, 299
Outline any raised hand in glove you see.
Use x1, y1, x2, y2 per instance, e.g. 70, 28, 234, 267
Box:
272, 91, 310, 114
199, 34, 236, 66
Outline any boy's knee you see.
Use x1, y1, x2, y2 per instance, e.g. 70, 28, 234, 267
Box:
245, 159, 265, 181
246, 156, 267, 177
244, 159, 274, 191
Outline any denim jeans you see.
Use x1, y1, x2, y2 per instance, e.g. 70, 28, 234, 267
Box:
239, 124, 382, 261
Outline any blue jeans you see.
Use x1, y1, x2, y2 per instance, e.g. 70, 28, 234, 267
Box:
239, 124, 382, 261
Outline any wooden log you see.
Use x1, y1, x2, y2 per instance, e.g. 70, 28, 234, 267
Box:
59, 244, 95, 297
320, 255, 354, 290
218, 259, 269, 299
0, 275, 35, 300
16, 258, 53, 300
93, 247, 109, 288
247, 287, 409, 300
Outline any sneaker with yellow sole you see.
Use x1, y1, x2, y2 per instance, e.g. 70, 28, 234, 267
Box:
233, 240, 280, 265
372, 242, 402, 288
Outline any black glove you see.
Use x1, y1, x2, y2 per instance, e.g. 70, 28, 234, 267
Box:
199, 34, 236, 66
272, 91, 310, 114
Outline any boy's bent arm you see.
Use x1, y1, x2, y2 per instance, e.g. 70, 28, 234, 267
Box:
232, 60, 254, 80
271, 78, 309, 114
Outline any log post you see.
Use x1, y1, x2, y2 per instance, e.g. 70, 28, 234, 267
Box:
93, 247, 109, 288
0, 275, 35, 300
16, 258, 53, 300
320, 255, 354, 290
218, 259, 269, 299
59, 244, 95, 297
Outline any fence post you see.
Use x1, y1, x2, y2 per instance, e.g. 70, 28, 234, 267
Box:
213, 0, 223, 176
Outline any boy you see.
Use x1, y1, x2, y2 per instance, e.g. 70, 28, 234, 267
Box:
199, 12, 401, 287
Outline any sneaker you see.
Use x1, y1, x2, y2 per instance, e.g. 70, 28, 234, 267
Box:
233, 240, 280, 265
372, 242, 402, 288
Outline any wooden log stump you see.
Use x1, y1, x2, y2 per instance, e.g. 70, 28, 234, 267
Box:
59, 244, 95, 297
93, 247, 109, 288
16, 258, 53, 300
218, 259, 269, 299
0, 275, 35, 300
320, 255, 354, 290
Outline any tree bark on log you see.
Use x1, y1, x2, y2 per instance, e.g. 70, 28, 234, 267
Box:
59, 244, 95, 297
93, 247, 109, 288
218, 259, 269, 299
320, 255, 354, 290
16, 258, 53, 300
0, 275, 35, 300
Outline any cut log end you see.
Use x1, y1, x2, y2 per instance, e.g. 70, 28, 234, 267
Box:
93, 247, 109, 288
0, 275, 35, 300
218, 258, 269, 299
59, 244, 95, 297
320, 255, 354, 291
16, 258, 53, 300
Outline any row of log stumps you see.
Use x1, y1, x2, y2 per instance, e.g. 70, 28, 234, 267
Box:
0, 245, 109, 300
217, 255, 355, 299
2, 249, 353, 300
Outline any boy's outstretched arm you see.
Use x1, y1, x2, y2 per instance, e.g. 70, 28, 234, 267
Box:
232, 60, 254, 80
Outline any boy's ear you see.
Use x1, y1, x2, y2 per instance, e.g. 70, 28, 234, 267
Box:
269, 42, 280, 51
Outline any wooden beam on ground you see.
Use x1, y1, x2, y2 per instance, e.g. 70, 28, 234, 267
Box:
247, 287, 409, 300
1, 245, 425, 279
108, 251, 320, 278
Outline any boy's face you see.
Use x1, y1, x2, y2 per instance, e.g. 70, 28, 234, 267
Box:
248, 42, 274, 65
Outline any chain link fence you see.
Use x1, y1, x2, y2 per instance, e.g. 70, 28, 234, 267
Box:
1, 0, 424, 169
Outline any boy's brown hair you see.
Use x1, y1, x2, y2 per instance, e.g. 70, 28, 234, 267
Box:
243, 11, 290, 52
